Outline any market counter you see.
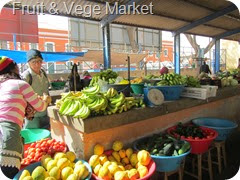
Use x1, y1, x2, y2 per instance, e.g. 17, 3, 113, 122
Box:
47, 85, 240, 159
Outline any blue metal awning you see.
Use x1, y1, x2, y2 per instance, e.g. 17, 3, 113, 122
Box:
0, 49, 86, 63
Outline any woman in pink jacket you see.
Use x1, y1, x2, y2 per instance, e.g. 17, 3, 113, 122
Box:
0, 56, 50, 178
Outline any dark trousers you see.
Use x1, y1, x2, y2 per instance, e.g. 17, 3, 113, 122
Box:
1, 166, 19, 179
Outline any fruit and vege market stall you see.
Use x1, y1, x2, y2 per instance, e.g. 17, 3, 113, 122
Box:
47, 84, 240, 160
7, 0, 240, 179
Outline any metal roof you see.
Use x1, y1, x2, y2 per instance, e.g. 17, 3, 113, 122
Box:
8, 0, 240, 41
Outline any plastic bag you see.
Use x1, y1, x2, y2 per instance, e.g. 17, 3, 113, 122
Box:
114, 76, 124, 84
98, 79, 108, 92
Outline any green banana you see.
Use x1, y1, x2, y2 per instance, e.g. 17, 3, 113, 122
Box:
82, 85, 100, 95
59, 98, 71, 114
110, 93, 125, 104
64, 100, 76, 115
60, 99, 73, 115
74, 103, 85, 118
69, 100, 81, 116
81, 106, 91, 119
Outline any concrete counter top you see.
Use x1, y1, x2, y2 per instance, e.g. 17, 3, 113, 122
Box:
47, 85, 240, 134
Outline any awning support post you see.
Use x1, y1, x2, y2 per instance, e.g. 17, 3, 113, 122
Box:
13, 34, 17, 50
102, 24, 111, 69
215, 39, 220, 73
174, 34, 180, 74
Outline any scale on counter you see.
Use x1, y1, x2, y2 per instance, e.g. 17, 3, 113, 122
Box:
147, 88, 164, 106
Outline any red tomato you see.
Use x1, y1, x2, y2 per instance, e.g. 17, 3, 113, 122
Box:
28, 148, 36, 153
187, 136, 193, 139
25, 159, 31, 165
180, 136, 185, 139
59, 142, 66, 146
30, 143, 36, 148
35, 143, 41, 148
194, 137, 200, 140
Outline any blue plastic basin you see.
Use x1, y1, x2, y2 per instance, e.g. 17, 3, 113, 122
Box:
192, 118, 238, 141
133, 137, 190, 172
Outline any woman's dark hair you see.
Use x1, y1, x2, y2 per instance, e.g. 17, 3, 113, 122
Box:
0, 62, 17, 75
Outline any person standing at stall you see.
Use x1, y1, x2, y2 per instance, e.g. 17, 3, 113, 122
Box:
22, 49, 50, 129
200, 61, 212, 74
0, 56, 50, 179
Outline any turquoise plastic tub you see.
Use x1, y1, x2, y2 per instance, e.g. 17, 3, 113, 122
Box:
133, 137, 190, 172
21, 129, 51, 144
192, 118, 238, 141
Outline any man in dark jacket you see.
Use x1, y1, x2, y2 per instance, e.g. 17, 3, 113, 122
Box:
200, 61, 211, 74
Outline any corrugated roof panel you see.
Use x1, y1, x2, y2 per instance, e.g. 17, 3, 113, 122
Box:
143, 0, 212, 21
206, 16, 240, 31
187, 25, 226, 37
115, 14, 188, 31
7, 0, 240, 41
184, 0, 232, 11
226, 33, 240, 41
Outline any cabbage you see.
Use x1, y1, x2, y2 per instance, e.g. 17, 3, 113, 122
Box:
221, 79, 228, 87
230, 79, 238, 86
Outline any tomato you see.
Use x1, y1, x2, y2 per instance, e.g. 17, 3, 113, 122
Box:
25, 159, 31, 165
180, 136, 185, 139
35, 143, 41, 148
187, 136, 193, 139
59, 142, 66, 146
41, 142, 47, 147
194, 137, 200, 140
28, 148, 36, 153
30, 143, 36, 148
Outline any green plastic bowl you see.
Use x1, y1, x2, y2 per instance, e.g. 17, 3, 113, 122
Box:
131, 83, 144, 94
21, 129, 51, 144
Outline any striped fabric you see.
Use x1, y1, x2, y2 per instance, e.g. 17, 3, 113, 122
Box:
0, 79, 47, 127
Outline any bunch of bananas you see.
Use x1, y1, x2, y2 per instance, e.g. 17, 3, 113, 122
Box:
89, 69, 118, 86
106, 91, 126, 114
56, 85, 146, 120
157, 73, 185, 86
89, 76, 100, 87
82, 84, 100, 95
58, 95, 90, 119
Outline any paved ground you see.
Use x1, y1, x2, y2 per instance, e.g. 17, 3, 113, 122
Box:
149, 130, 240, 180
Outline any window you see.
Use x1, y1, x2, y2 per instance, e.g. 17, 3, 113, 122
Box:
45, 42, 55, 52
164, 49, 168, 57
29, 43, 38, 50
0, 40, 8, 49
65, 43, 71, 52
17, 42, 21, 50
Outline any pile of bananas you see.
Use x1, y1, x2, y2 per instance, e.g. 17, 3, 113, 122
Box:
130, 77, 143, 84
156, 73, 185, 86
182, 75, 201, 87
104, 88, 145, 115
57, 92, 91, 119
56, 85, 145, 119
89, 69, 118, 86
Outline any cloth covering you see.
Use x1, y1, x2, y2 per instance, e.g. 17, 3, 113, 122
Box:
0, 121, 23, 170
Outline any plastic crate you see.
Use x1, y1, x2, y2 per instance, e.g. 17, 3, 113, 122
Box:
181, 85, 218, 100
144, 85, 184, 101
201, 85, 218, 97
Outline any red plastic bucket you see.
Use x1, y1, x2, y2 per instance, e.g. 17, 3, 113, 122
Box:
167, 126, 218, 154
